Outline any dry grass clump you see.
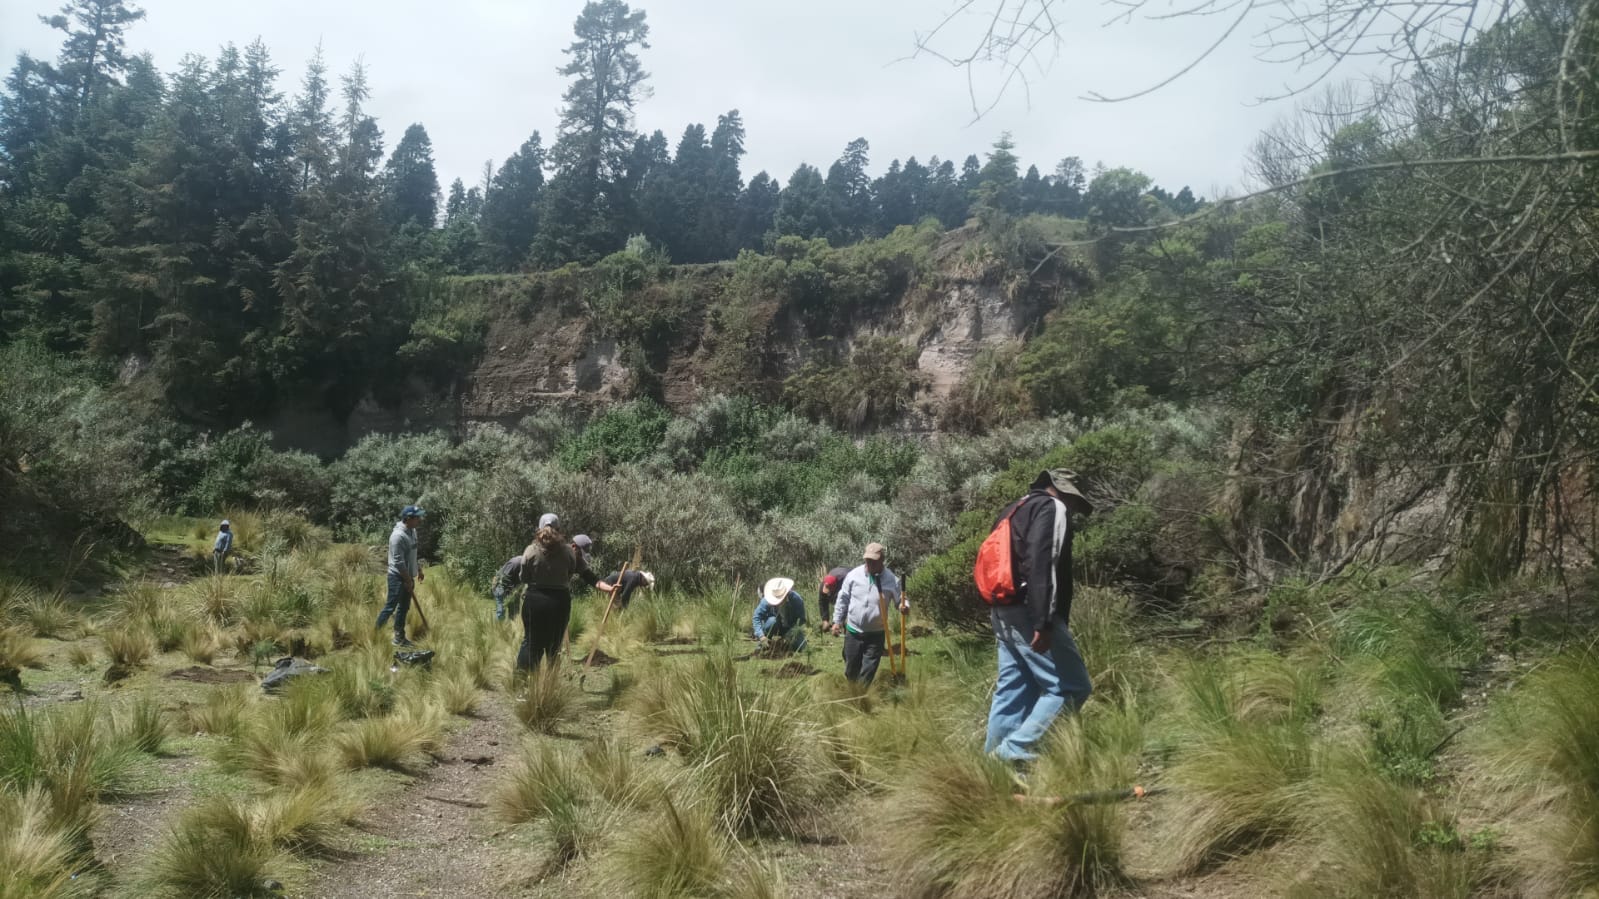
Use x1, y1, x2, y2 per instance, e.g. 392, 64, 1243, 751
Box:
1285, 753, 1495, 899
1163, 654, 1320, 873
886, 704, 1140, 898
216, 687, 341, 788
1, 623, 47, 673
606, 796, 736, 898
0, 786, 95, 899
0, 702, 138, 840
141, 795, 294, 898
14, 594, 83, 640
643, 652, 827, 836
179, 625, 222, 665
1474, 649, 1599, 895
513, 659, 577, 734
112, 695, 170, 755
185, 575, 241, 627
145, 605, 192, 653
333, 702, 445, 771
434, 668, 482, 717
493, 740, 604, 873
103, 626, 156, 671
65, 641, 95, 668
578, 735, 658, 808
183, 684, 255, 738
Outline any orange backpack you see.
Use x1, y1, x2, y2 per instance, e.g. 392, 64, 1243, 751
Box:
974, 500, 1024, 605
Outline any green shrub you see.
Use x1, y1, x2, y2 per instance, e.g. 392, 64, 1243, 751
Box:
555, 399, 672, 473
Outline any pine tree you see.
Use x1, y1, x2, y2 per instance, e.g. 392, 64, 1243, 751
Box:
287, 45, 334, 191
658, 122, 710, 260
772, 163, 834, 241
734, 170, 779, 250
695, 109, 745, 260
974, 133, 1020, 229
1052, 156, 1086, 218
274, 60, 395, 414
479, 130, 545, 270
929, 157, 968, 228
533, 0, 650, 265
1019, 164, 1046, 214
900, 156, 931, 224
445, 178, 468, 220
824, 137, 871, 242
621, 128, 670, 241
0, 1, 150, 350
382, 123, 440, 228
37, 0, 146, 119
875, 159, 915, 231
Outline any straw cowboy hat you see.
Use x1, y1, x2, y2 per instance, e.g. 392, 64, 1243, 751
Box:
763, 577, 795, 605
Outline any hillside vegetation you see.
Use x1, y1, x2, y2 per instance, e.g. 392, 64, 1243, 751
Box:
5, 0, 1599, 896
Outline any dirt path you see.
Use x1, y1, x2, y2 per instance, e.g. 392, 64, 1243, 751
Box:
306, 707, 518, 899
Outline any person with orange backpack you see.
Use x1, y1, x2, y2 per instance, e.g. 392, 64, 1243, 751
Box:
975, 469, 1095, 771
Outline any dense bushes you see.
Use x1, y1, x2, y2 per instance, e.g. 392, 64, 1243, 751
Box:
907, 415, 1220, 629
0, 343, 153, 571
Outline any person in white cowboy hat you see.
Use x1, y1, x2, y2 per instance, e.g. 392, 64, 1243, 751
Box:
752, 576, 808, 652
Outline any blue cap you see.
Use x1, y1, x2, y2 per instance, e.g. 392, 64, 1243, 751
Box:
401, 505, 425, 519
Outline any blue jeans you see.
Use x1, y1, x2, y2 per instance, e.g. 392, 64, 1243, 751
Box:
375, 573, 410, 637
984, 606, 1092, 762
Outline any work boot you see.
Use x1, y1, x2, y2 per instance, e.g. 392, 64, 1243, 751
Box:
392, 635, 416, 648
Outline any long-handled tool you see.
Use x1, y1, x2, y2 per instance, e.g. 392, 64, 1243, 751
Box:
898, 593, 909, 679
879, 590, 900, 680
580, 544, 641, 686
408, 580, 431, 640
1013, 785, 1169, 806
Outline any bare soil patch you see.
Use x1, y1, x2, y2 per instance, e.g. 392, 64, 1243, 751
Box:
163, 665, 256, 685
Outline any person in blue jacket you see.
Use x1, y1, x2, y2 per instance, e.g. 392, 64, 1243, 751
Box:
752, 576, 808, 652
212, 520, 233, 574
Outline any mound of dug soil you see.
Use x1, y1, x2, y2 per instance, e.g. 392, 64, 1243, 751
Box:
580, 649, 620, 667
769, 661, 820, 678
164, 666, 256, 684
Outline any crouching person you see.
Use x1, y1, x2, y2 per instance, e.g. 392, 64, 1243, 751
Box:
753, 577, 808, 652
982, 469, 1095, 768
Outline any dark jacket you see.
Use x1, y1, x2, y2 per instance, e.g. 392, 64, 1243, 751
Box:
994, 489, 1074, 633
518, 539, 597, 591
603, 570, 649, 608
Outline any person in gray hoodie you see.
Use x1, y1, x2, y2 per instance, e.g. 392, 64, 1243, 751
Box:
829, 542, 906, 684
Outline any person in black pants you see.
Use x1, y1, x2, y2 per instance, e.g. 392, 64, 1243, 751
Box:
601, 569, 655, 610
830, 542, 906, 685
516, 523, 613, 671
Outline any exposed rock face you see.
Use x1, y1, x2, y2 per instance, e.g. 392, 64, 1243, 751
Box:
259, 232, 1074, 454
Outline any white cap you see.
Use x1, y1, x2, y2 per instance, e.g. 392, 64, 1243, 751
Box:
538, 513, 559, 530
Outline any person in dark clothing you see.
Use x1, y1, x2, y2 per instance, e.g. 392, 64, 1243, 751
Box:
600, 569, 655, 610
983, 469, 1095, 765
491, 555, 523, 622
516, 523, 613, 670
817, 566, 850, 626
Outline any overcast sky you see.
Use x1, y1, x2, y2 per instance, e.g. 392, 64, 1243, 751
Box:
1, 0, 1316, 198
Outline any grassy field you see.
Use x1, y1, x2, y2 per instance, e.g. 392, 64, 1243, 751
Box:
2, 520, 1597, 898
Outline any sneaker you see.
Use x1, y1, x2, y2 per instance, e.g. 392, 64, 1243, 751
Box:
392, 636, 416, 647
